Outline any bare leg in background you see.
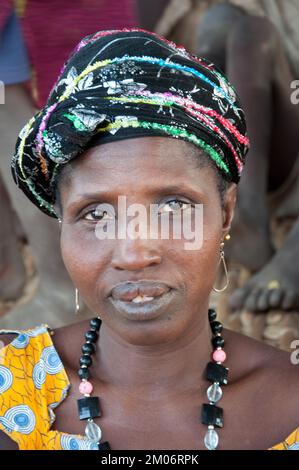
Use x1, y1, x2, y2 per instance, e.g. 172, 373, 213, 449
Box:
0, 84, 89, 327
197, 5, 299, 311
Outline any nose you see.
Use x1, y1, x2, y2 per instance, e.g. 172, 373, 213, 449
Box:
111, 238, 162, 271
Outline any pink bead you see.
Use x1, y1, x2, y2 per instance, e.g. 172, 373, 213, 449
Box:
79, 381, 93, 395
212, 349, 226, 363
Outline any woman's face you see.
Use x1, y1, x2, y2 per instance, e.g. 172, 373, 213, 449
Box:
59, 136, 236, 345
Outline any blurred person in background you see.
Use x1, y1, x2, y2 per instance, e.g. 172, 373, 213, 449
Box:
0, 7, 36, 313
0, 0, 137, 327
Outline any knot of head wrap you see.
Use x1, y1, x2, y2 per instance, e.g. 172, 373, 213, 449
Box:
11, 28, 249, 218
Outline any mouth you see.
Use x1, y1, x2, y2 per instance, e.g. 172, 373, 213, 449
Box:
107, 281, 175, 321
108, 280, 171, 301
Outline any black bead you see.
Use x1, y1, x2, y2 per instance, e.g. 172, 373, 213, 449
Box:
77, 396, 102, 420
79, 354, 92, 367
90, 318, 102, 331
206, 362, 229, 385
78, 367, 90, 380
208, 308, 217, 322
85, 330, 98, 343
82, 342, 96, 355
98, 441, 111, 450
212, 336, 225, 349
201, 403, 223, 428
210, 320, 223, 335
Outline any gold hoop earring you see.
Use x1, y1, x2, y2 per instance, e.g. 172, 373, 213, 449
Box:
75, 288, 80, 315
212, 238, 229, 293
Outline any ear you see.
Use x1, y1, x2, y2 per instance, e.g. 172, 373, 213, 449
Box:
221, 183, 237, 237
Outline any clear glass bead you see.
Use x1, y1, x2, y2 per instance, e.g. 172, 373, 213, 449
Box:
207, 382, 222, 403
85, 420, 102, 442
204, 428, 219, 450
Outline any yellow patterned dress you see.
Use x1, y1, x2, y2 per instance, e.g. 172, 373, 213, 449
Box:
0, 324, 298, 450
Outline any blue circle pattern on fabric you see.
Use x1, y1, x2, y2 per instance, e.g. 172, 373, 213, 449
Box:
41, 346, 63, 375
32, 360, 47, 389
0, 405, 36, 434
0, 365, 13, 394
60, 434, 99, 450
288, 442, 299, 450
11, 333, 30, 349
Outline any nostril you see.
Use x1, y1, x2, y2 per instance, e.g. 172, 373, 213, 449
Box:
111, 244, 162, 271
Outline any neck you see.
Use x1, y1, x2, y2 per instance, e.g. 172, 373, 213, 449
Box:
93, 307, 213, 398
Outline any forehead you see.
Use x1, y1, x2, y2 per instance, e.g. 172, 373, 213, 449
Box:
59, 136, 216, 197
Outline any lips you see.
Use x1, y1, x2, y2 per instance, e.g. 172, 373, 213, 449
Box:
107, 280, 176, 321
109, 281, 171, 302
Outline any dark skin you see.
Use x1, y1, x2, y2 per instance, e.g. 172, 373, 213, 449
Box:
1, 137, 299, 450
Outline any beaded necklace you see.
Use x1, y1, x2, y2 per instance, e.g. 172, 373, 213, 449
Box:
76, 308, 228, 450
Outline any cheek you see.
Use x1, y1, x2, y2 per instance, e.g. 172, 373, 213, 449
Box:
181, 205, 222, 298
60, 225, 109, 298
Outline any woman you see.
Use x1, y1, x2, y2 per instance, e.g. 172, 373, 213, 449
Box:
0, 28, 299, 450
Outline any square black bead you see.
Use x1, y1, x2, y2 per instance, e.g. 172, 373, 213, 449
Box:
201, 403, 223, 428
77, 396, 102, 420
206, 362, 229, 385
98, 441, 111, 450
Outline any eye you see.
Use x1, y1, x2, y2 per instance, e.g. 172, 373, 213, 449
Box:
83, 208, 114, 222
158, 198, 193, 214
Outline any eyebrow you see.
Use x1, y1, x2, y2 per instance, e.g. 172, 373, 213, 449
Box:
66, 184, 205, 210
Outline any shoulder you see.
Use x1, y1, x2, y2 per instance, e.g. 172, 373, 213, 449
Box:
225, 328, 299, 447
0, 324, 48, 365
49, 318, 91, 370
259, 343, 299, 448
0, 323, 71, 449
0, 333, 18, 347
225, 326, 299, 380
225, 327, 299, 401
0, 323, 64, 395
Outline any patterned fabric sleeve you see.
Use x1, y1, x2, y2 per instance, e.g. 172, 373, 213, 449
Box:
269, 428, 299, 450
0, 324, 71, 449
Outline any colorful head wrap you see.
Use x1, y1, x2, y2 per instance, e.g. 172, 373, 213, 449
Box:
11, 28, 249, 218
